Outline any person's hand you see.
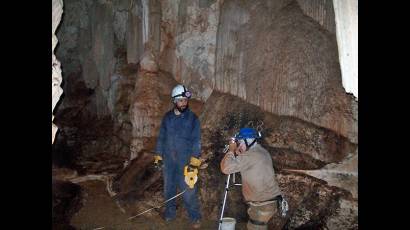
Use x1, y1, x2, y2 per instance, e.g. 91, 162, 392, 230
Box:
229, 142, 237, 153
228, 141, 237, 153
153, 155, 163, 170
184, 157, 201, 189
154, 155, 162, 163
189, 156, 202, 167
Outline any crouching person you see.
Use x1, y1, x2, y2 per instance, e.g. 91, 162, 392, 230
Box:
220, 128, 283, 230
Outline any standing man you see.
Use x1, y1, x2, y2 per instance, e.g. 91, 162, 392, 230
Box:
154, 84, 202, 229
220, 128, 284, 230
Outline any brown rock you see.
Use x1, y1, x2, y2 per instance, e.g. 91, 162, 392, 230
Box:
214, 0, 357, 142
112, 150, 162, 205
200, 91, 356, 167
140, 51, 159, 73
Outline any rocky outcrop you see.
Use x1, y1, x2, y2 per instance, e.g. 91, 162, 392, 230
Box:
197, 90, 358, 228
214, 0, 357, 143
276, 172, 357, 229
284, 150, 358, 199
200, 91, 357, 168
52, 0, 64, 144
156, 0, 357, 143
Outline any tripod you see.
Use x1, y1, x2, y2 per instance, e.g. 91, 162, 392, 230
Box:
218, 172, 242, 230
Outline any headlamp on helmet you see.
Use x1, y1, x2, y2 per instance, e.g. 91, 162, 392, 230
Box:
171, 84, 192, 102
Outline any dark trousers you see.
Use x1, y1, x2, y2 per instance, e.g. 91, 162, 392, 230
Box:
163, 166, 201, 222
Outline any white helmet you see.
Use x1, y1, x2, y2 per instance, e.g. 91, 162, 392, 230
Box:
171, 84, 192, 102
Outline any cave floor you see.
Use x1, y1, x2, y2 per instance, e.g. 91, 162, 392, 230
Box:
70, 180, 247, 230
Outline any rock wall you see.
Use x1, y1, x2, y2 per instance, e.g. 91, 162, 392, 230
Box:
297, 0, 336, 34
129, 70, 175, 159
129, 66, 204, 158
56, 0, 135, 119
214, 0, 357, 142
333, 0, 358, 99
55, 0, 357, 144
55, 0, 165, 121
200, 91, 357, 170
53, 0, 358, 189
126, 0, 143, 64
52, 0, 64, 144
159, 0, 220, 101
54, 0, 143, 170
157, 0, 357, 143
198, 91, 358, 228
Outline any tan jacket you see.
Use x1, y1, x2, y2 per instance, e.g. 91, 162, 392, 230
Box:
220, 143, 281, 202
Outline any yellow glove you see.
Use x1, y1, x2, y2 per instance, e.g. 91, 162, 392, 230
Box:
189, 156, 202, 167
184, 165, 198, 189
154, 155, 163, 170
184, 156, 201, 189
154, 155, 162, 164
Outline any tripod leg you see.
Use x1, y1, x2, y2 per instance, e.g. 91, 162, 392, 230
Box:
218, 174, 231, 230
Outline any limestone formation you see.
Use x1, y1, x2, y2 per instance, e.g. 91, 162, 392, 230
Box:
333, 0, 358, 99
52, 0, 358, 228
214, 0, 357, 142
140, 50, 159, 73
159, 0, 221, 101
52, 0, 64, 144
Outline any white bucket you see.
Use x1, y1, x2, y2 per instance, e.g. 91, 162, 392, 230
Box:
220, 217, 236, 230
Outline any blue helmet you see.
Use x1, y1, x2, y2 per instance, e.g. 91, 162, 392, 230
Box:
235, 127, 261, 140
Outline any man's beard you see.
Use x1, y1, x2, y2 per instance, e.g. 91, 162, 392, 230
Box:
175, 104, 189, 113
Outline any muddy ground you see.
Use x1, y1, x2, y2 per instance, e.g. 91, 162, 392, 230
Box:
70, 180, 248, 230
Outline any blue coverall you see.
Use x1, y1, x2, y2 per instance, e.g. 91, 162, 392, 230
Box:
155, 108, 201, 221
